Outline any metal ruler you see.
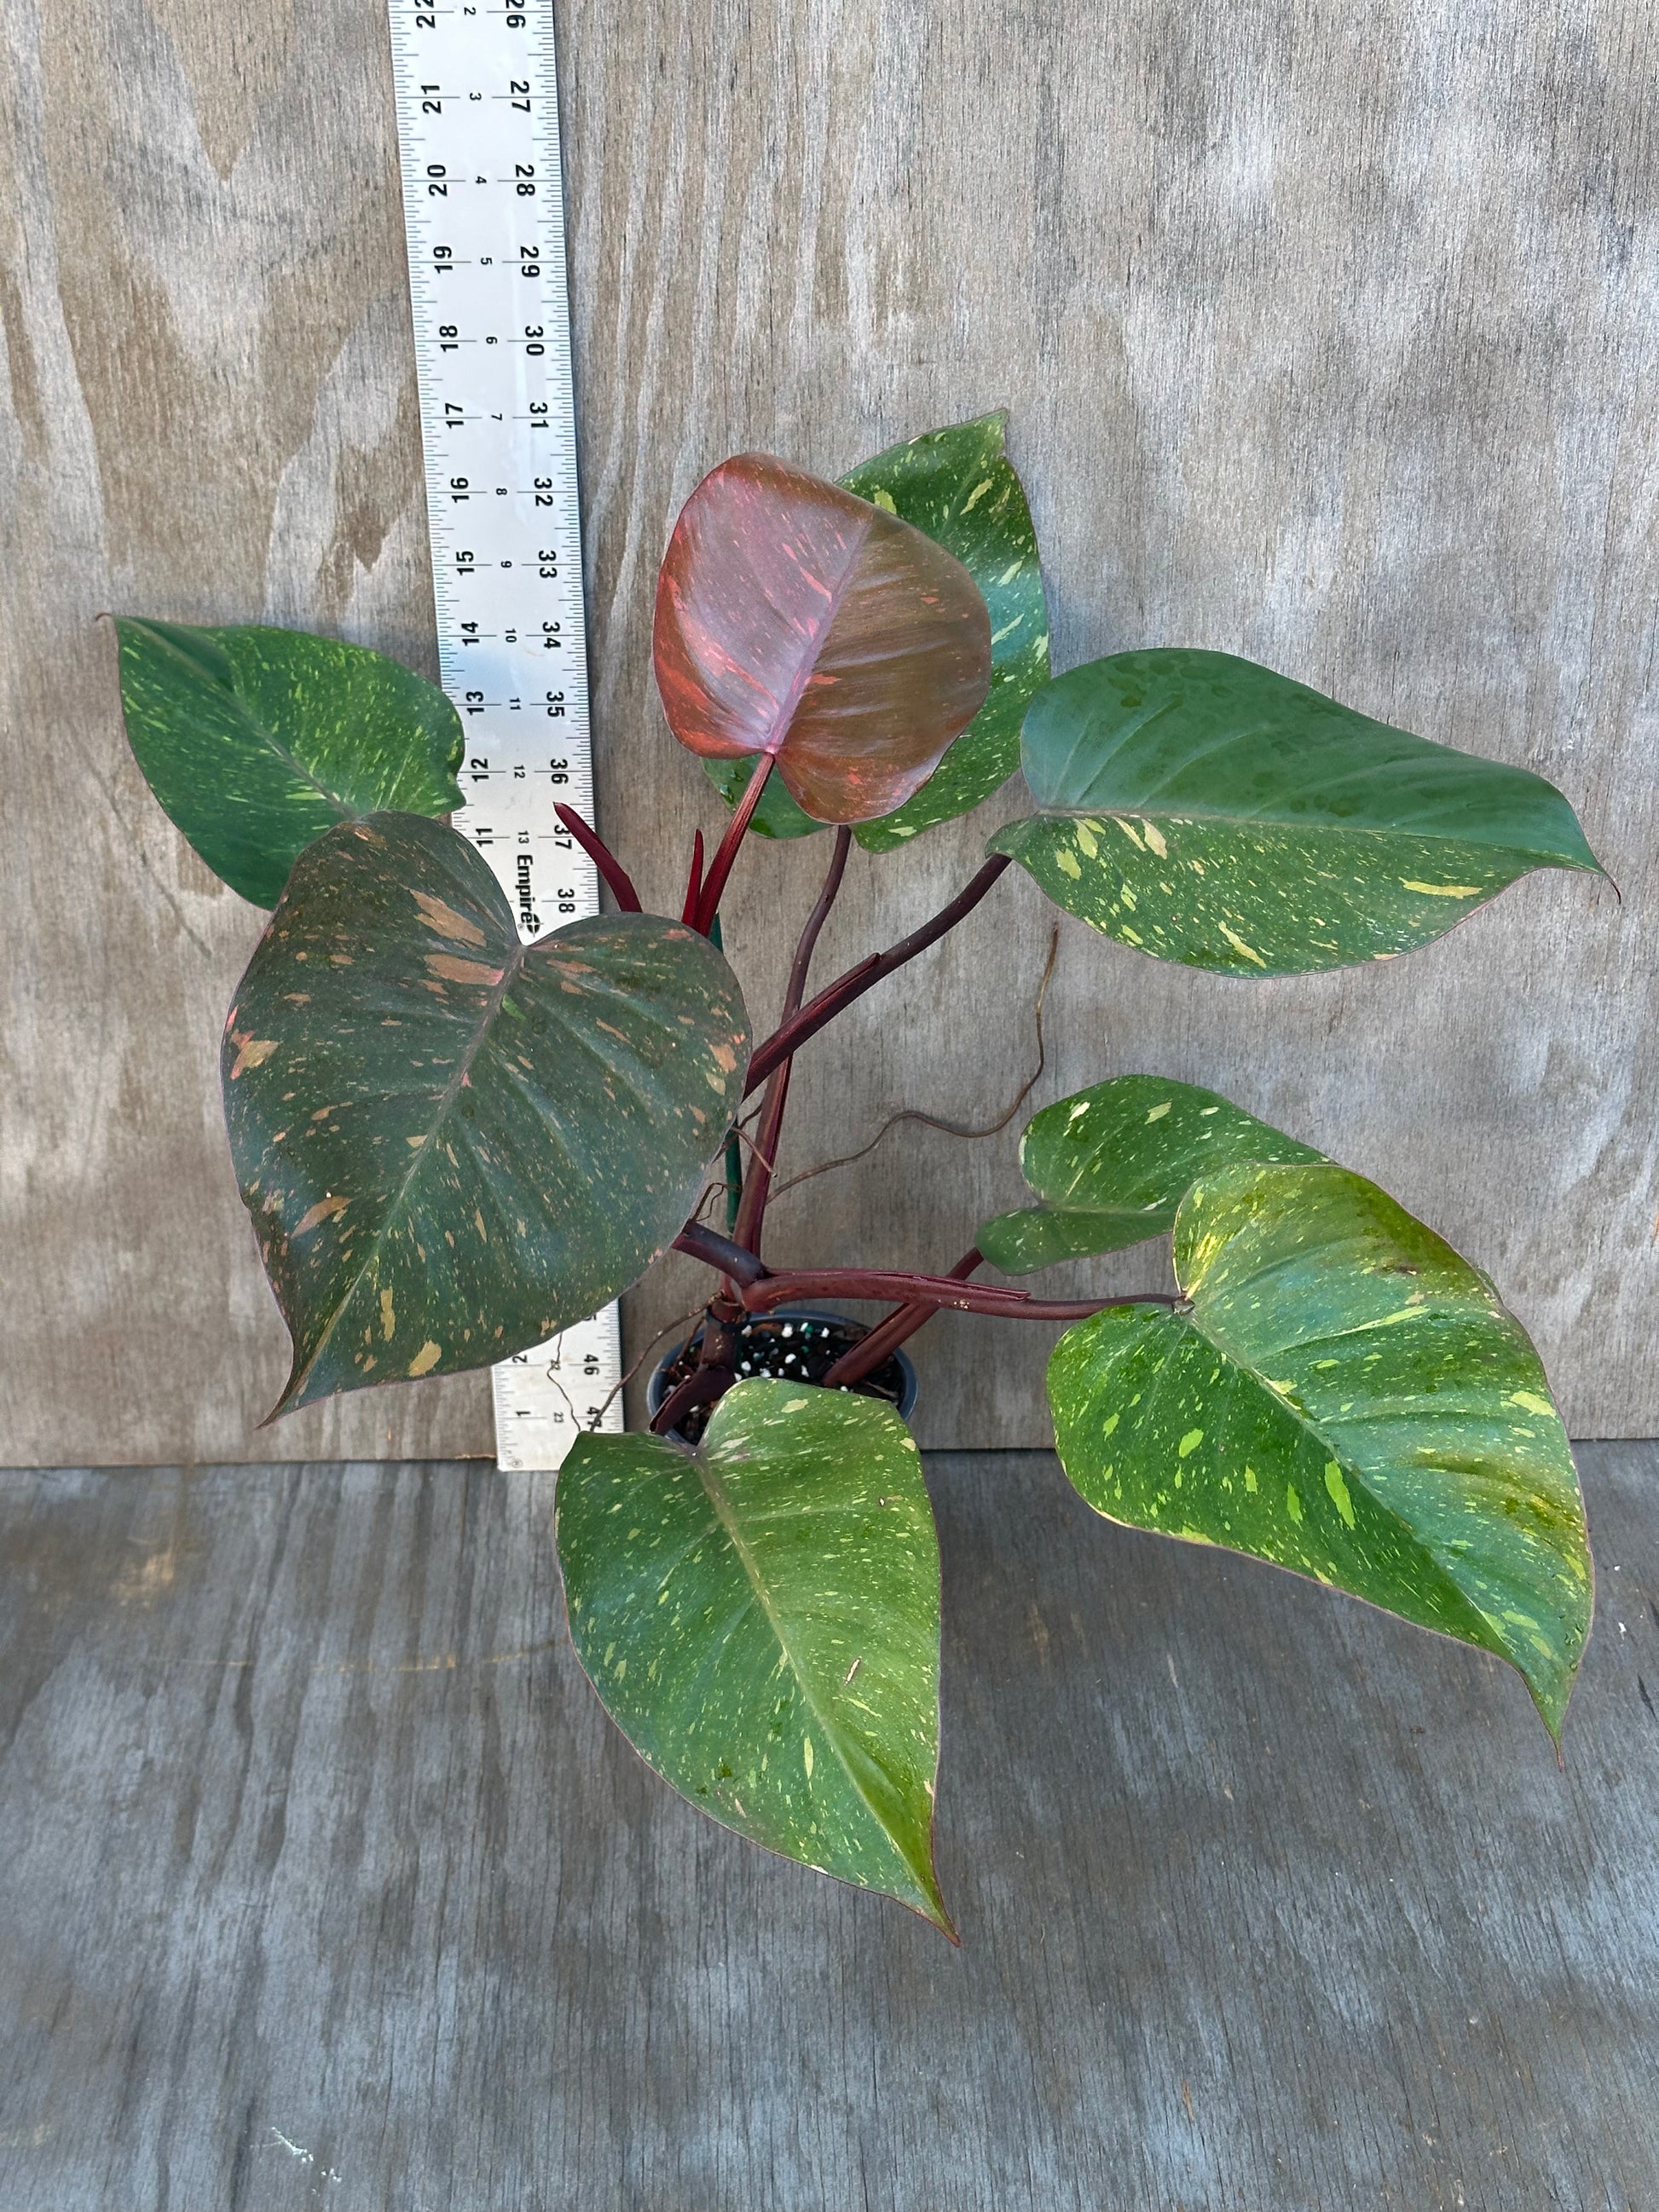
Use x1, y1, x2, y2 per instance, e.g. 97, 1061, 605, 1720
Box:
387, 0, 622, 1470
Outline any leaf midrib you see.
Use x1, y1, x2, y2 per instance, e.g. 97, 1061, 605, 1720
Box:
286, 927, 529, 1399
145, 621, 361, 814
1027, 802, 1582, 868
1168, 1294, 1503, 1629
758, 505, 877, 759
692, 1440, 926, 1894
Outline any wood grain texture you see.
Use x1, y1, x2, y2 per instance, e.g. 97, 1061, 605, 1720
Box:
2, 0, 1655, 1459
0, 1443, 1654, 2208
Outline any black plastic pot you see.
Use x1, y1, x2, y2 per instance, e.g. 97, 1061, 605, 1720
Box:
645, 1308, 919, 1446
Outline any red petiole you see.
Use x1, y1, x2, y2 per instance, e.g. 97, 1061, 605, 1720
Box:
821, 1246, 984, 1389
681, 828, 705, 927
693, 754, 775, 933
743, 854, 1011, 1094
731, 825, 853, 1260
671, 1223, 1176, 1327
619, 775, 1073, 1414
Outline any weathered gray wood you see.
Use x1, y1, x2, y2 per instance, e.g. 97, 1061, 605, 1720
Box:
0, 1442, 1654, 2208
2, 0, 1655, 1458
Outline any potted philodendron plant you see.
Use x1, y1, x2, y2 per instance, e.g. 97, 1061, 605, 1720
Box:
116, 413, 1603, 1937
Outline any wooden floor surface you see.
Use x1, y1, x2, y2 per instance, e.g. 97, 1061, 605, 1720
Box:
0, 1444, 1654, 2210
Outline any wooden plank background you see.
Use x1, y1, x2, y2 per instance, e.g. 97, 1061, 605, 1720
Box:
2, 0, 1654, 1461
1, 1442, 1655, 2207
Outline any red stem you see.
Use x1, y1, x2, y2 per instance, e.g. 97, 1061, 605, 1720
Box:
673, 1222, 767, 1283
554, 805, 641, 913
649, 1360, 733, 1438
680, 828, 705, 927
669, 1222, 1172, 1326
732, 826, 853, 1256
743, 854, 1011, 1094
743, 1272, 1149, 1322
821, 1246, 983, 1389
694, 754, 775, 933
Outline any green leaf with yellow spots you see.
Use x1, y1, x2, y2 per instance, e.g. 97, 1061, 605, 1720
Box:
115, 619, 464, 907
1049, 1160, 1592, 1736
556, 1379, 951, 1931
223, 812, 749, 1416
980, 1074, 1322, 1273
699, 412, 1048, 846
991, 650, 1604, 974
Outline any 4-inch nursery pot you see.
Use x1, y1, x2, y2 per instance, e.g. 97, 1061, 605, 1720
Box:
646, 1308, 919, 1446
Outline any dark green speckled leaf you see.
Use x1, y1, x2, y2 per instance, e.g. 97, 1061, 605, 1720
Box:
557, 1379, 951, 1931
991, 650, 1604, 974
223, 812, 749, 1415
1049, 1160, 1592, 1735
980, 1074, 1321, 1273
116, 618, 464, 907
701, 412, 1048, 846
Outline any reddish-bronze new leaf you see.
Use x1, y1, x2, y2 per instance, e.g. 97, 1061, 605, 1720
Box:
653, 453, 992, 824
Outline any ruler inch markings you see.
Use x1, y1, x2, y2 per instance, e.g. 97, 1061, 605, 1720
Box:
388, 0, 621, 1472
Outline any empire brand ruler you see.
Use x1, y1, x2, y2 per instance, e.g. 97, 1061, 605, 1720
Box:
387, 0, 622, 1471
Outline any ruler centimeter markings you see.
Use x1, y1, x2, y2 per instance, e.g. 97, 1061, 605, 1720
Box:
388, 0, 622, 1472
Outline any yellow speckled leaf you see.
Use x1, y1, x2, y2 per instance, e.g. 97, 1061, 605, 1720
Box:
980, 1073, 1321, 1273
116, 620, 463, 907
992, 650, 1604, 974
1049, 1161, 1592, 1736
556, 1380, 951, 1931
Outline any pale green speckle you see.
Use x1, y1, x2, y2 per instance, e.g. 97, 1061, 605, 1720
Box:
1286, 1485, 1303, 1524
1323, 1462, 1357, 1528
1177, 1429, 1204, 1457
1218, 923, 1268, 968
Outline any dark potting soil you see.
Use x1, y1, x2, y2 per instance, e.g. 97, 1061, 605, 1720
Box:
653, 1314, 909, 1445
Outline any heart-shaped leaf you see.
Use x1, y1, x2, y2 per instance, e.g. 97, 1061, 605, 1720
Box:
557, 1379, 951, 1930
115, 619, 464, 907
991, 650, 1604, 974
980, 1074, 1321, 1273
1049, 1160, 1592, 1735
655, 452, 991, 824
223, 812, 749, 1415
700, 415, 1049, 847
